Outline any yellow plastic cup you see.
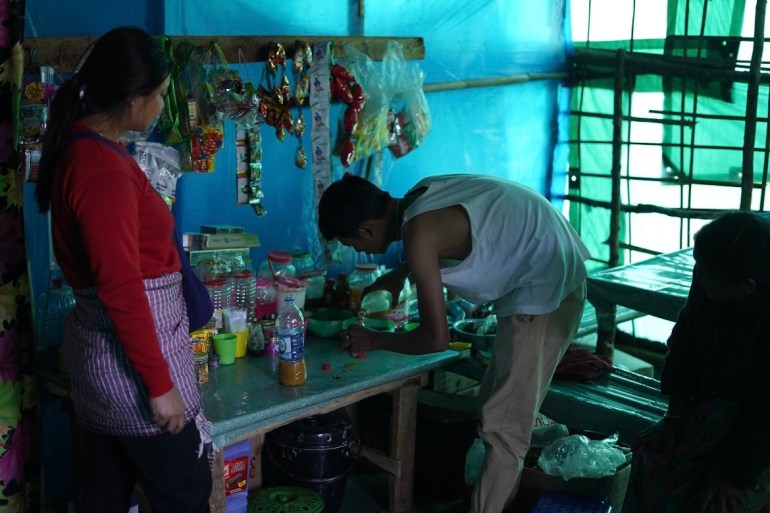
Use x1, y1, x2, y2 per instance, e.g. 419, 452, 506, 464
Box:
213, 333, 237, 365
234, 330, 248, 357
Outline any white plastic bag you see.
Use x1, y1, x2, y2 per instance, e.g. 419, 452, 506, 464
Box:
538, 433, 627, 480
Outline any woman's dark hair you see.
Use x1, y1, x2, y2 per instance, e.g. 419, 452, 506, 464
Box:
35, 27, 171, 212
318, 174, 391, 240
693, 211, 770, 285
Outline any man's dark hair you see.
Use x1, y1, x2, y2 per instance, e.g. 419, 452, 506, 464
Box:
694, 211, 770, 285
318, 174, 391, 240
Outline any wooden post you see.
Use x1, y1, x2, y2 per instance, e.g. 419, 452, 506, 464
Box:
740, 0, 767, 210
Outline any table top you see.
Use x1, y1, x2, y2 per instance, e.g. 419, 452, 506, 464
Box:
199, 336, 464, 448
586, 247, 694, 322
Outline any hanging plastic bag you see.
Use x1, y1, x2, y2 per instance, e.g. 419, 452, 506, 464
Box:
131, 142, 181, 206
537, 433, 627, 480
333, 44, 391, 166
380, 41, 431, 158
206, 43, 258, 122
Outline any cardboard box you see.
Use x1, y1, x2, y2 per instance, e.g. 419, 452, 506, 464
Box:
184, 232, 261, 249
520, 448, 631, 513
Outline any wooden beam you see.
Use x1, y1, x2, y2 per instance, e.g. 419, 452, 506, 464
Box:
22, 35, 425, 74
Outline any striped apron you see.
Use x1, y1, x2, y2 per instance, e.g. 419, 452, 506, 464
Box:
62, 272, 211, 450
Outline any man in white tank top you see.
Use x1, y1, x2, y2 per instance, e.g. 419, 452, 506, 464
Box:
319, 173, 590, 513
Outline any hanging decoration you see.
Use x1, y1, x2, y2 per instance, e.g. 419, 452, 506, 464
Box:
291, 41, 312, 168
20, 73, 57, 182
330, 63, 366, 167
258, 43, 293, 142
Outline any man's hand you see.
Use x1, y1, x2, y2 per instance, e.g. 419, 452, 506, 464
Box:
150, 387, 186, 434
340, 324, 378, 355
363, 267, 408, 308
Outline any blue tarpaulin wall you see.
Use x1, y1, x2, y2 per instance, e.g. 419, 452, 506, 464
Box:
22, 1, 572, 505
24, 0, 571, 292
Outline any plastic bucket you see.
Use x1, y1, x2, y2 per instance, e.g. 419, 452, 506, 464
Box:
265, 410, 361, 513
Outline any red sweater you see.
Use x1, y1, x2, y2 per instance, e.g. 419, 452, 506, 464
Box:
51, 123, 180, 398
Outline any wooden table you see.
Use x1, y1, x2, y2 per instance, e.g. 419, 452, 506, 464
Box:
586, 247, 694, 361
200, 337, 463, 513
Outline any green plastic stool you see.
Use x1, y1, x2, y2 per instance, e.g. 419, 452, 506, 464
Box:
248, 486, 325, 513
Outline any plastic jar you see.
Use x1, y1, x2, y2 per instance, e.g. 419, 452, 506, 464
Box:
292, 251, 316, 277
254, 277, 277, 321
348, 264, 381, 313
203, 278, 231, 329
231, 270, 257, 320
258, 250, 296, 279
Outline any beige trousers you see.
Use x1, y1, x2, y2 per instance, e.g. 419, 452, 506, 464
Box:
470, 281, 586, 513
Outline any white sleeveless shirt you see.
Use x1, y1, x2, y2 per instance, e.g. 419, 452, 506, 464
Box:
403, 175, 590, 316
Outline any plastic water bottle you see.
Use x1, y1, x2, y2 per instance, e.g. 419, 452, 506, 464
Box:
35, 277, 75, 351
276, 296, 306, 386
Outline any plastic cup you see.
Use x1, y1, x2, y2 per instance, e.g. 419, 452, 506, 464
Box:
234, 330, 248, 358
213, 333, 237, 365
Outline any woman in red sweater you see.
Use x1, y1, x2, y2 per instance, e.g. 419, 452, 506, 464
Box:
35, 27, 212, 512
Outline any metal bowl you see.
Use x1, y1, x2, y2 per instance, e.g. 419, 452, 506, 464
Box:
452, 319, 496, 354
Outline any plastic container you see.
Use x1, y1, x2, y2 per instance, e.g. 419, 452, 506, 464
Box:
265, 410, 361, 513
35, 277, 76, 351
348, 264, 380, 313
248, 486, 324, 513
276, 296, 306, 386
203, 278, 231, 329
275, 276, 309, 311
531, 492, 611, 513
291, 251, 316, 277
254, 277, 277, 321
262, 320, 280, 376
258, 250, 296, 279
230, 270, 257, 321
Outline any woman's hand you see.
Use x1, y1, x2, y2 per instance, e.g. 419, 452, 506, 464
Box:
150, 387, 186, 434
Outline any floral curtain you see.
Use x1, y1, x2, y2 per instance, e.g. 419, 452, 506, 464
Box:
0, 0, 41, 510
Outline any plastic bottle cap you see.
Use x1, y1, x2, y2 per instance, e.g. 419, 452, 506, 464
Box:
267, 250, 292, 264
256, 277, 274, 287
232, 270, 253, 279
203, 278, 228, 287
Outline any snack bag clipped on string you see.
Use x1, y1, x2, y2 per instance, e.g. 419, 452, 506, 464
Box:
381, 41, 431, 158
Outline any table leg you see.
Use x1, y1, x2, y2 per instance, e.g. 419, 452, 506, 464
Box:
591, 298, 617, 364
248, 433, 265, 490
209, 447, 225, 512
388, 380, 420, 513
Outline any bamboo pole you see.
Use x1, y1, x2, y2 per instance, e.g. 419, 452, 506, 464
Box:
573, 47, 770, 84
740, 0, 767, 210
561, 194, 731, 219
572, 110, 694, 127
649, 109, 770, 122
609, 49, 625, 268
422, 72, 568, 93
